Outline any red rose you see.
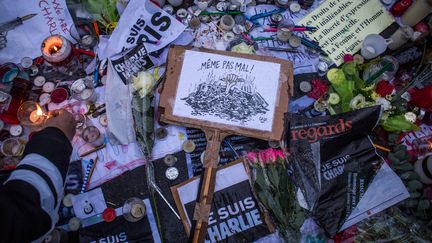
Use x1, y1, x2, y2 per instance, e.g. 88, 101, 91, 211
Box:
375, 80, 394, 97
308, 79, 329, 100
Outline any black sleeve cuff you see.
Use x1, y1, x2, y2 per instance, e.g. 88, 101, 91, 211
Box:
23, 127, 72, 180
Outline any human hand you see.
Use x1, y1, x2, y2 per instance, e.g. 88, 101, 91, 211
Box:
43, 109, 77, 141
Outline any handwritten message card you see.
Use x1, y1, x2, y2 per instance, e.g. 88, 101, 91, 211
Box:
173, 50, 281, 132
298, 0, 394, 65
0, 0, 76, 63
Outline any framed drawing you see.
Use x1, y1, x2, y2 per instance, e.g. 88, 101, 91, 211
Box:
159, 45, 293, 242
159, 45, 293, 141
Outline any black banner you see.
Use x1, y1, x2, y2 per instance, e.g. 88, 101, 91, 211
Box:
284, 106, 383, 236
111, 44, 154, 85
184, 180, 270, 242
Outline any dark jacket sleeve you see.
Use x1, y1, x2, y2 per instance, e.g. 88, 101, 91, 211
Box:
0, 127, 72, 242
23, 127, 73, 179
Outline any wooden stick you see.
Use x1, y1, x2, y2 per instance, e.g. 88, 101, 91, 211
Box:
373, 144, 391, 152
79, 144, 106, 157
190, 130, 225, 243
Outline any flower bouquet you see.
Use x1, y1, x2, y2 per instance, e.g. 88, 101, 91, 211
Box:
244, 148, 305, 242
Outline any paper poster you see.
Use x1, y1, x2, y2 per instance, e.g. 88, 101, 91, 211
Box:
0, 0, 76, 63
175, 162, 270, 242
72, 188, 107, 219
102, 0, 186, 59
173, 50, 281, 132
298, 0, 394, 65
111, 44, 155, 84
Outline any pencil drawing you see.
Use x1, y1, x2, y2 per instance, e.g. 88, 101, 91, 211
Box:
181, 71, 269, 123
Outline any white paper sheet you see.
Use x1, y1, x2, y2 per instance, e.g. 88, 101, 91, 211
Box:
0, 0, 76, 63
101, 0, 186, 59
173, 50, 281, 132
72, 187, 107, 219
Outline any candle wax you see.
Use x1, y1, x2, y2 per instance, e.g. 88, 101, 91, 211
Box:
29, 110, 41, 123
81, 89, 93, 100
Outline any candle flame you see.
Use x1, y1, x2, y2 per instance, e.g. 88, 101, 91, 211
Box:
36, 103, 43, 116
53, 45, 59, 52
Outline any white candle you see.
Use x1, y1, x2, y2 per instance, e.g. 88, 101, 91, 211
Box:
29, 110, 41, 123
80, 89, 93, 100
41, 35, 73, 64
43, 82, 55, 93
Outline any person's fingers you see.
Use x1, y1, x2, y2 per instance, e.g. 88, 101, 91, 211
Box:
48, 110, 60, 117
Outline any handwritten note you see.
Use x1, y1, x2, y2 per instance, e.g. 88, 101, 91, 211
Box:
0, 0, 76, 63
298, 0, 394, 65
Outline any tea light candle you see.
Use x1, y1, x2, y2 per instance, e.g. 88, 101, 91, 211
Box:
29, 103, 45, 124
80, 89, 93, 100
277, 27, 292, 42
43, 82, 55, 93
82, 126, 104, 147
99, 114, 108, 127
130, 203, 146, 219
39, 93, 51, 106
41, 35, 73, 65
33, 75, 46, 87
9, 124, 23, 137
1, 138, 24, 157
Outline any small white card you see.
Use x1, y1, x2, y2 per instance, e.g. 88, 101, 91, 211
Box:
72, 187, 107, 219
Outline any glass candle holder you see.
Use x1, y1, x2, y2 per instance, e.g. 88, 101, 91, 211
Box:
17, 101, 47, 126
70, 77, 97, 102
41, 35, 73, 65
277, 19, 293, 42
122, 197, 146, 222
1, 138, 24, 157
82, 126, 104, 147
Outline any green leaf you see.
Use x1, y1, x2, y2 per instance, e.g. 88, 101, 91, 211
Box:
268, 165, 280, 189
395, 163, 414, 171
407, 180, 423, 191
388, 133, 400, 143
388, 153, 400, 164
417, 200, 430, 211
394, 144, 407, 152
410, 191, 421, 198
394, 150, 409, 160
401, 171, 420, 180
256, 189, 273, 209
255, 168, 267, 189
404, 199, 418, 208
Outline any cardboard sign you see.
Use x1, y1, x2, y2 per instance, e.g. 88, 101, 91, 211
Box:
159, 45, 293, 141
298, 0, 394, 65
171, 161, 271, 242
160, 46, 292, 242
0, 0, 76, 63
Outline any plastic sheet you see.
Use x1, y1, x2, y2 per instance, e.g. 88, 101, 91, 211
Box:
284, 106, 384, 235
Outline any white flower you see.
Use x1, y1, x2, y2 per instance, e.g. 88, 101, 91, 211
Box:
375, 97, 392, 111
350, 94, 366, 110
132, 71, 156, 98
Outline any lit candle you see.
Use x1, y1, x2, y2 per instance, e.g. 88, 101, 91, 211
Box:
29, 103, 44, 124
41, 35, 73, 65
